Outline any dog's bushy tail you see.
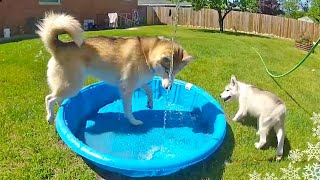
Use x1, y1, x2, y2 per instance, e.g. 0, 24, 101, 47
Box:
36, 12, 84, 55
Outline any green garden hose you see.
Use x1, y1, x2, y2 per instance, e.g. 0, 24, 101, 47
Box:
254, 38, 320, 78
229, 37, 320, 78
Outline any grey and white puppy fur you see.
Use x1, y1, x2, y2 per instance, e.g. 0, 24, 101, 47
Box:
220, 75, 286, 159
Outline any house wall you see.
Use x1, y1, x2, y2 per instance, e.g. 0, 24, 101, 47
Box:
0, 0, 138, 36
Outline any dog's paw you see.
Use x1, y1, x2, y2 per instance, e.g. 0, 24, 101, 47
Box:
147, 101, 153, 109
46, 114, 55, 125
130, 119, 144, 126
256, 131, 260, 135
232, 117, 238, 122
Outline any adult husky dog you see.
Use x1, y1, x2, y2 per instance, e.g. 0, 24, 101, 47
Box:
220, 75, 286, 159
37, 12, 194, 126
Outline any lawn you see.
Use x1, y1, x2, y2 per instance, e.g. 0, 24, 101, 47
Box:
0, 25, 319, 180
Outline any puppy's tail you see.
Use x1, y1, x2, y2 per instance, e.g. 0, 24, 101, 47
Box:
36, 12, 84, 55
273, 103, 287, 121
261, 103, 286, 129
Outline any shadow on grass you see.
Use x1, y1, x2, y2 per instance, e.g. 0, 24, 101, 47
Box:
83, 123, 235, 180
189, 29, 270, 39
271, 77, 312, 116
241, 116, 292, 161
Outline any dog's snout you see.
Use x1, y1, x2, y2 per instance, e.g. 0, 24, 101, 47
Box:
165, 85, 172, 90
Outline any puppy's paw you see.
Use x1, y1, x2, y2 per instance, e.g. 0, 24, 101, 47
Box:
276, 156, 282, 161
46, 114, 55, 125
256, 131, 260, 135
130, 119, 144, 126
147, 101, 153, 109
232, 117, 238, 122
255, 142, 263, 149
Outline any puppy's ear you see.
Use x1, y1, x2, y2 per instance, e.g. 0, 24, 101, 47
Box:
231, 75, 237, 86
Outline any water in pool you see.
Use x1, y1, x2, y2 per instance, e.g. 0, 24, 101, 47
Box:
78, 95, 212, 160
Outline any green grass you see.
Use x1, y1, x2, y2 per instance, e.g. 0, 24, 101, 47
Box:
0, 25, 319, 179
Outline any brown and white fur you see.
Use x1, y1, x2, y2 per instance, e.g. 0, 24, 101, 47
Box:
37, 12, 194, 126
220, 75, 286, 159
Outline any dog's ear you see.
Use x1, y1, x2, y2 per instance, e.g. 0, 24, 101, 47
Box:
231, 75, 237, 86
182, 50, 195, 62
160, 56, 171, 69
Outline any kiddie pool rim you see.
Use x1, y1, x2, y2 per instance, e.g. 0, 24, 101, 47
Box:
55, 77, 226, 172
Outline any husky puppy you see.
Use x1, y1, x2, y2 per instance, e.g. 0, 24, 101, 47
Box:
37, 12, 194, 126
220, 75, 286, 159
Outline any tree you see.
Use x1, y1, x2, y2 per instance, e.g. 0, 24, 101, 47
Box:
281, 0, 305, 18
308, 0, 320, 22
179, 0, 257, 32
259, 0, 283, 15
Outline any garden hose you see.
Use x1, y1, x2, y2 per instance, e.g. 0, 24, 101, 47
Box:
254, 38, 320, 78
228, 37, 320, 78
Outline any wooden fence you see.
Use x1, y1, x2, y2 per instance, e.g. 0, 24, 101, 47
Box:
144, 6, 320, 42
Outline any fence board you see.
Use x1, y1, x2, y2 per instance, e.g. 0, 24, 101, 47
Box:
145, 6, 320, 41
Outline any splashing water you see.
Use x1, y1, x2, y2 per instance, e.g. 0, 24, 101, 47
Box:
163, 0, 180, 129
163, 89, 171, 129
140, 146, 162, 160
169, 0, 180, 83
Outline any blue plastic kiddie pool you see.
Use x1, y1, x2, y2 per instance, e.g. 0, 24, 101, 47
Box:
56, 77, 226, 177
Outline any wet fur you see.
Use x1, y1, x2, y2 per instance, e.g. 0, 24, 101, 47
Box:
37, 12, 194, 126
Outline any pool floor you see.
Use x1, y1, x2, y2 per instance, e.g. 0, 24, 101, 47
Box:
78, 96, 213, 161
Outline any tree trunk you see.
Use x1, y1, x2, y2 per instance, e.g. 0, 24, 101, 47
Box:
217, 9, 224, 32
219, 18, 224, 32
217, 9, 232, 33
